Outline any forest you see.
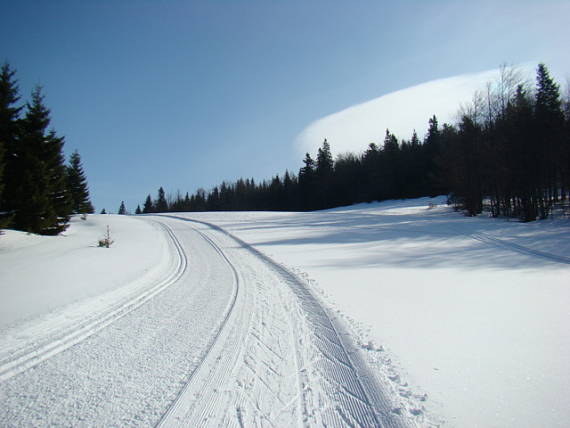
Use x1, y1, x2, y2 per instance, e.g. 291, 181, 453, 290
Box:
140, 64, 569, 222
2, 63, 568, 233
0, 63, 94, 235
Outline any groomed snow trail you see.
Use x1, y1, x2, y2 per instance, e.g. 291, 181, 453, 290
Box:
158, 216, 410, 428
0, 216, 410, 427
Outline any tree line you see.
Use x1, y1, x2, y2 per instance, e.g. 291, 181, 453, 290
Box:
138, 64, 569, 222
0, 63, 94, 235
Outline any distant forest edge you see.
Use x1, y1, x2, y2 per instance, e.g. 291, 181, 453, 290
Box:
139, 64, 570, 223
0, 63, 94, 235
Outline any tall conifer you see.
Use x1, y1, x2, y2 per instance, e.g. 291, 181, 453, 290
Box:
0, 63, 22, 227
67, 150, 94, 214
14, 87, 71, 234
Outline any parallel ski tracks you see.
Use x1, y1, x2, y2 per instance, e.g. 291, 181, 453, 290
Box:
470, 232, 570, 265
158, 216, 409, 428
155, 225, 242, 427
0, 222, 187, 383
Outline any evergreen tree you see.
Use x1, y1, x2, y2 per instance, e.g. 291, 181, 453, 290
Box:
0, 63, 22, 227
11, 86, 71, 234
316, 139, 334, 208
100, 208, 106, 214
143, 194, 154, 213
380, 129, 401, 199
316, 139, 334, 176
423, 115, 444, 196
298, 153, 316, 210
155, 186, 168, 212
118, 201, 126, 215
535, 63, 565, 211
135, 205, 142, 215
43, 129, 72, 233
66, 150, 94, 214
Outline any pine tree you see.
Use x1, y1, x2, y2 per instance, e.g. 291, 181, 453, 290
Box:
135, 205, 142, 215
535, 63, 565, 212
100, 208, 107, 214
11, 86, 71, 234
142, 194, 154, 213
67, 150, 94, 214
316, 139, 334, 208
0, 63, 22, 227
118, 201, 126, 215
155, 186, 168, 212
423, 115, 444, 196
316, 139, 334, 176
298, 153, 316, 210
43, 129, 72, 234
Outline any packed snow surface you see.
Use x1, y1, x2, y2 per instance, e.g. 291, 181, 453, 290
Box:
1, 199, 569, 427
175, 197, 570, 428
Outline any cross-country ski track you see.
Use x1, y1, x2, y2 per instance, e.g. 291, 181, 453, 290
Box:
0, 215, 411, 427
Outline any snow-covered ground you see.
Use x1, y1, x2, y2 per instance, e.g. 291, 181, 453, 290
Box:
0, 213, 413, 427
176, 197, 570, 428
1, 200, 569, 427
0, 215, 172, 329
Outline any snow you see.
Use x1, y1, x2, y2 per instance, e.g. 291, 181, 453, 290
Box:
0, 215, 171, 329
175, 198, 570, 428
0, 215, 414, 427
1, 200, 569, 427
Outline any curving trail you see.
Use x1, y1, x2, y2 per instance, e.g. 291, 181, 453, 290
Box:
0, 216, 410, 427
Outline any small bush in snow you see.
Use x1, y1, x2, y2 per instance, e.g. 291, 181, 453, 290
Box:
98, 225, 114, 248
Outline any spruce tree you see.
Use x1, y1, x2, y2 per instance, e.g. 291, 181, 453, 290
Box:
11, 86, 71, 234
100, 208, 106, 214
535, 63, 565, 211
298, 153, 316, 210
118, 201, 126, 215
0, 63, 22, 227
135, 205, 142, 215
316, 139, 334, 176
155, 186, 168, 212
67, 150, 94, 214
43, 129, 72, 234
316, 139, 334, 208
142, 194, 154, 213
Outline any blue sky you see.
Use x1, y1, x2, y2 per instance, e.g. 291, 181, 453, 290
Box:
2, 1, 569, 212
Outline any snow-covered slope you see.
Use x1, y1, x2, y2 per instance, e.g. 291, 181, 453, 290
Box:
176, 198, 570, 428
0, 215, 172, 329
1, 201, 569, 427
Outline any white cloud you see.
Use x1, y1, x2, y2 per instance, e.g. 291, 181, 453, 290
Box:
295, 65, 538, 157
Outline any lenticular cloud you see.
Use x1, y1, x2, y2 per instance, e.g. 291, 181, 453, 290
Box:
294, 67, 528, 157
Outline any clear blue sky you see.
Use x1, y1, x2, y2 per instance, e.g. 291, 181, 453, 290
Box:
2, 0, 568, 212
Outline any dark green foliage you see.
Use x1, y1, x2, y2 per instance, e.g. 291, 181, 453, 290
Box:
118, 201, 126, 215
67, 150, 94, 214
100, 208, 107, 214
315, 139, 334, 209
7, 87, 71, 234
135, 205, 142, 215
142, 194, 154, 213
1, 64, 90, 234
0, 63, 22, 227
155, 187, 168, 212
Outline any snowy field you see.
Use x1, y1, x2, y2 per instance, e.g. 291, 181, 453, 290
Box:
177, 197, 570, 428
1, 198, 569, 427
